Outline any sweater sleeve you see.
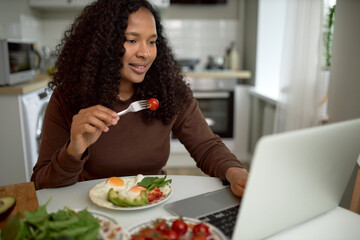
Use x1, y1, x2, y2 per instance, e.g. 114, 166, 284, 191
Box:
31, 89, 88, 189
172, 97, 244, 181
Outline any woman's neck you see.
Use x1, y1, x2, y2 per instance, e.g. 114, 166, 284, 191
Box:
118, 82, 135, 101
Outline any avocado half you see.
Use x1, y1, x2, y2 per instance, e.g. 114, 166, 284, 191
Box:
0, 196, 16, 220
108, 188, 148, 207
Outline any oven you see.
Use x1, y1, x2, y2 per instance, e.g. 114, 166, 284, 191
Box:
171, 77, 248, 156
192, 82, 235, 139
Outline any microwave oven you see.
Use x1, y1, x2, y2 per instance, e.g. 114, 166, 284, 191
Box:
0, 39, 37, 86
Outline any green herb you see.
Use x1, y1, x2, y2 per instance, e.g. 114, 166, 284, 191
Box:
0, 199, 101, 240
137, 175, 172, 191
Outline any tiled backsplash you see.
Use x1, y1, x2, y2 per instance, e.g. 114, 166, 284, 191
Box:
20, 14, 43, 46
18, 16, 238, 72
163, 19, 238, 71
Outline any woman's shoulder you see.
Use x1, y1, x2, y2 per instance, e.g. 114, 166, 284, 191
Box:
47, 87, 73, 121
174, 94, 200, 120
48, 87, 66, 107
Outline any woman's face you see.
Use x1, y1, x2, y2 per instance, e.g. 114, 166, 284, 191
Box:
120, 7, 157, 85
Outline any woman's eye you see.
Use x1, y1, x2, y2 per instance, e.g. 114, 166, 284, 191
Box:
149, 40, 157, 45
126, 39, 136, 43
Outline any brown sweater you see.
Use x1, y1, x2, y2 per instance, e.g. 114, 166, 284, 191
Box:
31, 88, 243, 189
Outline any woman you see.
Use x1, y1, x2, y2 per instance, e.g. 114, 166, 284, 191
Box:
31, 0, 248, 196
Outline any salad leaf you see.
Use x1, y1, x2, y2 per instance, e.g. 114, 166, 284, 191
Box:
137, 175, 172, 191
0, 200, 101, 240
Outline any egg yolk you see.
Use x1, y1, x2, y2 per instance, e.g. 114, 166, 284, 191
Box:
106, 177, 124, 187
130, 185, 146, 193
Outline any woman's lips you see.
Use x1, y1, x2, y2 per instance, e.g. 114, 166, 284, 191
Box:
129, 63, 147, 74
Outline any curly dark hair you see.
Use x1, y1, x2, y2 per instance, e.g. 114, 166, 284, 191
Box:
49, 0, 192, 124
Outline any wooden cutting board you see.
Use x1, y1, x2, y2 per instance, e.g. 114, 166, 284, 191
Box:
0, 181, 39, 229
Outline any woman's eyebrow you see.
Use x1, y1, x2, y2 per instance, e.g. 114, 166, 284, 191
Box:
125, 32, 158, 38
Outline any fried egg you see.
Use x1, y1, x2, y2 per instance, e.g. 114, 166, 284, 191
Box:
159, 185, 171, 196
119, 185, 147, 199
90, 175, 145, 203
116, 175, 146, 199
106, 177, 125, 190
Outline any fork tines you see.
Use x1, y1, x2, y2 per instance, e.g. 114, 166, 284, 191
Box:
138, 100, 148, 106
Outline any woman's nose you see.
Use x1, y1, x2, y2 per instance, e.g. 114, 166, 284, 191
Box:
136, 43, 150, 58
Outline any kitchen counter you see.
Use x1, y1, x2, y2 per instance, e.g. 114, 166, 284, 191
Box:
0, 71, 251, 95
184, 70, 251, 79
0, 75, 50, 95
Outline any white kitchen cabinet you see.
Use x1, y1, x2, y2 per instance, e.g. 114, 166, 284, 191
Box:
0, 82, 51, 186
29, 0, 170, 9
0, 94, 28, 186
149, 0, 170, 8
29, 0, 94, 9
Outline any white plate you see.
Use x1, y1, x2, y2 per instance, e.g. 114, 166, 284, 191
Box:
89, 176, 173, 211
124, 216, 227, 240
90, 211, 123, 240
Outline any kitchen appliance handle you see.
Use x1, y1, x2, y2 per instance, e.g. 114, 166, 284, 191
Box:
36, 102, 48, 152
193, 92, 230, 99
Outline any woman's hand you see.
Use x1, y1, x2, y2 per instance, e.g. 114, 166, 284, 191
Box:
226, 167, 248, 197
67, 105, 119, 159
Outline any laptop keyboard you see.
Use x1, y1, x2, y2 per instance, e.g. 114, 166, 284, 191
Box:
198, 205, 240, 239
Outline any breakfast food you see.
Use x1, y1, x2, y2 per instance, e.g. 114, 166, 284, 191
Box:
127, 217, 226, 240
0, 196, 16, 220
89, 174, 172, 209
147, 98, 159, 111
0, 201, 122, 240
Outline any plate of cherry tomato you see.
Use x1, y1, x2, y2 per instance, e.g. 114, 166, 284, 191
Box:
124, 216, 227, 240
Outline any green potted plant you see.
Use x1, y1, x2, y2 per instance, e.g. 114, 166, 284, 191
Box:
325, 5, 336, 69
319, 4, 336, 122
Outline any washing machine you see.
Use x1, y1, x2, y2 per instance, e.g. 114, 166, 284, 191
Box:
20, 87, 52, 181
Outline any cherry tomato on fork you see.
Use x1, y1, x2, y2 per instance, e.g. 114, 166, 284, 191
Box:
148, 98, 159, 111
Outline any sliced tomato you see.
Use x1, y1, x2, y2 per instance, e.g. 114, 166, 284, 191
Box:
162, 229, 179, 240
147, 187, 163, 202
192, 223, 210, 237
130, 235, 146, 240
171, 218, 188, 236
191, 235, 207, 240
154, 219, 169, 233
148, 98, 159, 111
138, 227, 156, 238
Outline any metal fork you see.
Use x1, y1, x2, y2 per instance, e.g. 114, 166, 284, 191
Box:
117, 100, 148, 116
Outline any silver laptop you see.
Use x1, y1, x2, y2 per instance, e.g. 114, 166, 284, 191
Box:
165, 118, 360, 239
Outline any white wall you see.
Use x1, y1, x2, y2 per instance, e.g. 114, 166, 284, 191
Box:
327, 0, 360, 209
327, 0, 360, 122
0, 0, 42, 43
254, 0, 287, 95
243, 0, 258, 86
41, 11, 79, 50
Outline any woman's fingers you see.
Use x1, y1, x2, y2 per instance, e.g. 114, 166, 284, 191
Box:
226, 167, 248, 197
79, 105, 119, 127
67, 105, 119, 158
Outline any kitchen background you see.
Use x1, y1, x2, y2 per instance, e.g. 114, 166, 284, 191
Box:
0, 0, 359, 208
0, 0, 248, 72
0, 0, 256, 176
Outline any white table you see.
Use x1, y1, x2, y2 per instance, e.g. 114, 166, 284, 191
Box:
36, 175, 360, 239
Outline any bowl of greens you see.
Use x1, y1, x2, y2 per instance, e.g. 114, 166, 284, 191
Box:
0, 200, 122, 240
